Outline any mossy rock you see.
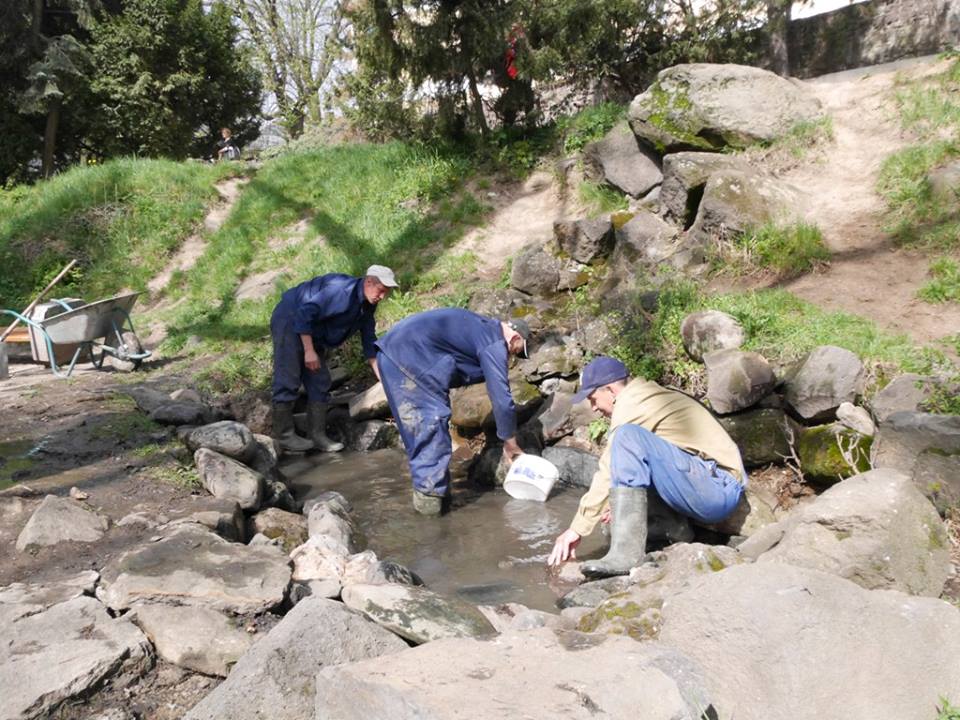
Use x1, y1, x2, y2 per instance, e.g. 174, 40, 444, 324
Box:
719, 408, 794, 468
576, 595, 663, 641
797, 423, 872, 486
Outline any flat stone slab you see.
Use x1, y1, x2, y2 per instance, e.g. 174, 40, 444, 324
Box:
184, 598, 406, 720
0, 570, 99, 610
98, 524, 291, 614
0, 597, 152, 720
341, 583, 496, 644
315, 628, 712, 719
16, 495, 109, 552
131, 604, 253, 677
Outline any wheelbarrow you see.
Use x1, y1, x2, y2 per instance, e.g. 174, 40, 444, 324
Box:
0, 292, 151, 378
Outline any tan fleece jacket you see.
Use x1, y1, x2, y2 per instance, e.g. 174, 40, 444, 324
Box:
569, 378, 745, 538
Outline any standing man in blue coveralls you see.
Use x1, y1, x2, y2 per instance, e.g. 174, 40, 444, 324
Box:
547, 356, 746, 578
270, 265, 398, 453
375, 308, 532, 516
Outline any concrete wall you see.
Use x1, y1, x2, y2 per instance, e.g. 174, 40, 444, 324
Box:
789, 0, 960, 78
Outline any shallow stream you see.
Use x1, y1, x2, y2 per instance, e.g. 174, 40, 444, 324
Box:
289, 448, 606, 612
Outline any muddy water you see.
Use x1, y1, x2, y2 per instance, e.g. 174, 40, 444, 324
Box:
289, 448, 606, 612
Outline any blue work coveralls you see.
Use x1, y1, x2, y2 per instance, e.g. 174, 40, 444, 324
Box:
375, 308, 516, 497
270, 274, 377, 403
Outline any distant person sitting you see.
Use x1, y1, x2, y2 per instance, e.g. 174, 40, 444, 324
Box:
216, 127, 240, 161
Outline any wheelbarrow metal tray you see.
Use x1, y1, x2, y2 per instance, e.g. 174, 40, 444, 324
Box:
39, 292, 142, 345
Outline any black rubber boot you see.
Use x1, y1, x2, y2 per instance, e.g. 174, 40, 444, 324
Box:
307, 402, 344, 453
271, 401, 314, 453
581, 486, 648, 579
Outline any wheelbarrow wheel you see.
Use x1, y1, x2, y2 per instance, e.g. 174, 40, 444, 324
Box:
106, 332, 144, 373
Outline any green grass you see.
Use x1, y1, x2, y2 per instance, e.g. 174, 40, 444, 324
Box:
754, 116, 835, 160
0, 158, 237, 310
937, 697, 960, 720
718, 221, 831, 278
578, 180, 629, 214
918, 257, 960, 303
608, 280, 943, 387
556, 102, 628, 156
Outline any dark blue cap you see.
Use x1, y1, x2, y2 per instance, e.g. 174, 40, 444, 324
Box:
572, 356, 629, 403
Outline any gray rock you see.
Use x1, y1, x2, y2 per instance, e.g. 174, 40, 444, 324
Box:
871, 411, 960, 512
660, 151, 750, 223
869, 373, 935, 422
302, 490, 351, 518
166, 497, 245, 541
251, 507, 307, 552
510, 244, 562, 295
0, 570, 99, 610
796, 422, 872, 485
610, 210, 680, 268
681, 310, 745, 362
477, 602, 560, 633
519, 340, 582, 381
543, 445, 600, 488
341, 583, 496, 644
194, 448, 264, 511
315, 628, 712, 720
836, 402, 875, 436
657, 563, 960, 720
345, 419, 401, 452
553, 217, 614, 264
306, 499, 358, 551
126, 385, 171, 414
928, 159, 960, 204
98, 524, 291, 613
466, 287, 528, 318
170, 387, 204, 404
263, 478, 300, 513
149, 401, 211, 426
557, 575, 632, 609
185, 421, 256, 462
131, 604, 252, 677
249, 433, 282, 482
290, 534, 350, 583
748, 469, 949, 596
783, 345, 865, 422
687, 167, 800, 245
183, 598, 407, 720
288, 579, 342, 604
341, 550, 422, 587
0, 597, 152, 720
523, 391, 580, 444
628, 63, 823, 153
451, 374, 541, 429
704, 349, 776, 414
15, 495, 109, 552
718, 407, 795, 467
583, 120, 662, 198
347, 382, 390, 421
556, 257, 591, 291
702, 486, 777, 537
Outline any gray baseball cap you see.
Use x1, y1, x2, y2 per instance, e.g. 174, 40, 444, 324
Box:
506, 318, 531, 359
366, 264, 399, 287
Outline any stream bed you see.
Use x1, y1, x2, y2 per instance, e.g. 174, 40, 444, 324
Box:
289, 448, 606, 612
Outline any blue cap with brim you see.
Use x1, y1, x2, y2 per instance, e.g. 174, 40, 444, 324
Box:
572, 356, 629, 404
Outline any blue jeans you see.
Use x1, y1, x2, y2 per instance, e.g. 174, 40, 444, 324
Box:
609, 425, 744, 524
270, 306, 331, 403
378, 351, 452, 497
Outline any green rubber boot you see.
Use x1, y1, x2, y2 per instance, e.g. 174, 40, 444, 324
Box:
271, 402, 314, 454
581, 486, 648, 579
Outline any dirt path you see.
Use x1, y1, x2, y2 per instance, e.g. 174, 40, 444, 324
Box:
780, 56, 960, 349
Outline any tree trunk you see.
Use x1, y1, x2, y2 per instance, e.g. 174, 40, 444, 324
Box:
31, 0, 44, 52
42, 99, 61, 179
466, 70, 488, 136
768, 0, 791, 77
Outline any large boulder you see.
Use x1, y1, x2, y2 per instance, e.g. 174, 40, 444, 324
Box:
687, 168, 799, 245
306, 498, 359, 551
510, 243, 562, 295
15, 495, 109, 552
796, 422, 872, 485
194, 448, 264, 511
657, 563, 960, 720
1, 597, 152, 720
783, 345, 865, 423
660, 152, 750, 224
628, 63, 823, 153
518, 339, 582, 381
165, 497, 246, 541
130, 604, 252, 677
450, 374, 542, 429
315, 629, 713, 720
98, 524, 291, 613
251, 507, 308, 552
703, 486, 777, 537
553, 217, 614, 264
348, 382, 390, 421
583, 121, 663, 198
290, 534, 350, 584
184, 421, 256, 462
183, 598, 407, 720
543, 445, 600, 488
609, 211, 680, 267
871, 411, 960, 513
868, 373, 935, 422
681, 310, 745, 362
0, 570, 99, 611
341, 583, 496, 644
742, 469, 949, 596
718, 408, 794, 467
703, 349, 776, 414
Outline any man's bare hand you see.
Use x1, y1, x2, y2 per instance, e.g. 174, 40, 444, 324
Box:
304, 349, 321, 372
600, 507, 611, 524
502, 436, 522, 465
547, 529, 581, 566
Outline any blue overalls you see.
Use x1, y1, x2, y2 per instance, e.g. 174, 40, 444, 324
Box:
375, 308, 516, 497
270, 274, 377, 403
609, 424, 744, 524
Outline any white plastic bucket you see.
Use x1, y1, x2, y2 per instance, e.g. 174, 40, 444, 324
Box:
503, 454, 560, 502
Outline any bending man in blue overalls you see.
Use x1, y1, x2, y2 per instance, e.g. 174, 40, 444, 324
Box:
375, 308, 531, 515
270, 266, 397, 453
